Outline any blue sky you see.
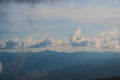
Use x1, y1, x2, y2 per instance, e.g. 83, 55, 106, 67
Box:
0, 0, 120, 52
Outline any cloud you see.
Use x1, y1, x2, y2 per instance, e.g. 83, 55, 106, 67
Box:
5, 37, 23, 49
1, 26, 120, 52
68, 26, 120, 50
69, 27, 88, 47
0, 62, 3, 72
29, 38, 65, 48
3, 36, 66, 49
0, 0, 120, 38
0, 0, 66, 4
4, 36, 38, 49
30, 38, 52, 48
29, 4, 120, 24
0, 42, 5, 49
92, 27, 120, 49
22, 36, 36, 48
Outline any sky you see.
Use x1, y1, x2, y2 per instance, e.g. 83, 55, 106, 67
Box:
0, 0, 120, 52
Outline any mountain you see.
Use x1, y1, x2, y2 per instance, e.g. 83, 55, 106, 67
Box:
0, 50, 120, 80
97, 77, 120, 80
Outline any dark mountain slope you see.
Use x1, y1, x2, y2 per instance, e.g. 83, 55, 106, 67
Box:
0, 51, 120, 80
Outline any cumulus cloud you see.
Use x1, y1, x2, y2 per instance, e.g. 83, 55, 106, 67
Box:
1, 26, 120, 52
3, 36, 66, 49
0, 42, 5, 49
22, 36, 36, 48
5, 37, 23, 49
5, 36, 35, 49
29, 38, 66, 48
69, 27, 88, 47
30, 38, 52, 48
92, 27, 120, 49
69, 26, 120, 50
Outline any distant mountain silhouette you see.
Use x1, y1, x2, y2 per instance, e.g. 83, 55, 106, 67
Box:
0, 50, 120, 80
97, 77, 120, 80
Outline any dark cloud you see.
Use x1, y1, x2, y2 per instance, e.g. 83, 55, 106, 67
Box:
0, 0, 66, 4
5, 38, 22, 49
0, 0, 39, 4
30, 39, 52, 48
0, 4, 9, 25
6, 40, 20, 49
70, 41, 88, 47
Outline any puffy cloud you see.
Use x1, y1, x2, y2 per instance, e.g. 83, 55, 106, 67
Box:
50, 39, 67, 46
3, 36, 66, 49
69, 27, 88, 47
29, 38, 65, 48
0, 62, 3, 72
1, 26, 120, 52
0, 42, 5, 49
5, 37, 23, 49
68, 26, 120, 50
22, 36, 36, 48
92, 27, 120, 49
5, 36, 35, 49
30, 38, 52, 48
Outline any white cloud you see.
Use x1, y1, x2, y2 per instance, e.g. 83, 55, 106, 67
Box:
69, 27, 88, 47
68, 26, 120, 50
30, 38, 66, 48
1, 26, 120, 52
4, 36, 36, 49
3, 36, 66, 49
50, 39, 66, 46
22, 36, 36, 48
92, 27, 120, 49
30, 38, 52, 48
0, 42, 5, 49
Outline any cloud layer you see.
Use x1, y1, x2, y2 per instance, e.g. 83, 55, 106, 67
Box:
3, 37, 65, 49
0, 26, 120, 52
30, 39, 52, 48
0, 0, 120, 35
0, 0, 65, 4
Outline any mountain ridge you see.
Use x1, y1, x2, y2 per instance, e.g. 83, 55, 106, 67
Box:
0, 51, 120, 80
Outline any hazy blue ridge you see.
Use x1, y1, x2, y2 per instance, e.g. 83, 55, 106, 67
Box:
0, 50, 120, 80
